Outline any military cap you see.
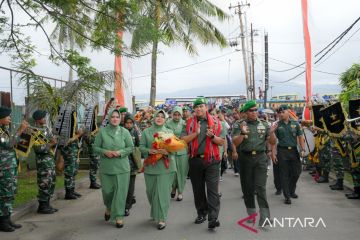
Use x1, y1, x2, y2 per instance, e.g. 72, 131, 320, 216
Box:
119, 107, 128, 113
0, 106, 12, 119
193, 97, 207, 107
277, 104, 289, 112
32, 110, 47, 121
183, 106, 190, 111
241, 100, 257, 112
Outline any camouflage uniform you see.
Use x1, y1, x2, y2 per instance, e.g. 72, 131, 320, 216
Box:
345, 135, 360, 199
0, 126, 19, 217
330, 139, 345, 180
87, 136, 100, 184
316, 133, 332, 183
32, 126, 56, 202
60, 141, 79, 192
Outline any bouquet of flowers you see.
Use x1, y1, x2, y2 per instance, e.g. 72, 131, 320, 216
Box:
142, 132, 187, 170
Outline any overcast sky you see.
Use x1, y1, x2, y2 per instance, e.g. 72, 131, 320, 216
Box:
1, 0, 360, 104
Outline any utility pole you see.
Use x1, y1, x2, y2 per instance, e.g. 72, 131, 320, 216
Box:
250, 23, 255, 100
264, 32, 269, 108
229, 2, 251, 100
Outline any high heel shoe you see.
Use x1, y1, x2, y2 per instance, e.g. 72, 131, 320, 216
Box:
104, 212, 110, 221
157, 221, 166, 230
116, 220, 124, 228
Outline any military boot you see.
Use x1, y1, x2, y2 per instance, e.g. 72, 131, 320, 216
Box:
0, 216, 15, 232
9, 214, 22, 229
64, 189, 78, 200
330, 179, 343, 190
346, 187, 360, 199
316, 171, 329, 183
90, 182, 101, 189
37, 201, 55, 214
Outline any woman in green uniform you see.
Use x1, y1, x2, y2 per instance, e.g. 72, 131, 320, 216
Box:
140, 109, 177, 230
165, 106, 188, 201
93, 109, 134, 228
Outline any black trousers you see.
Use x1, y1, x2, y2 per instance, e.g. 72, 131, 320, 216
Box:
277, 148, 302, 198
189, 157, 220, 221
125, 174, 136, 210
273, 162, 282, 192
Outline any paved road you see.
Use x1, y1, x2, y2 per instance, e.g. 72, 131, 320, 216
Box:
1, 168, 360, 240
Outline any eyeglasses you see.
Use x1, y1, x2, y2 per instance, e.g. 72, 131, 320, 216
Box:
248, 108, 258, 112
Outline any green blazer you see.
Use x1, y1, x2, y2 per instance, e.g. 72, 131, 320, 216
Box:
93, 125, 134, 174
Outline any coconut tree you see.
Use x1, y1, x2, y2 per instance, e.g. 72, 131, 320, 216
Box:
339, 63, 360, 108
131, 0, 229, 106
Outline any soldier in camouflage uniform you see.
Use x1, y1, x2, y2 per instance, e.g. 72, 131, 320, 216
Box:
84, 131, 101, 189
32, 110, 58, 214
345, 134, 360, 199
329, 139, 345, 190
316, 132, 332, 183
60, 128, 84, 200
0, 107, 27, 232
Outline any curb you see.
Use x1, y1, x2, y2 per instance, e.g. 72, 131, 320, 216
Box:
12, 176, 91, 221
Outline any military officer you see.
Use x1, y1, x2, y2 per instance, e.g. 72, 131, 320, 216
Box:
272, 105, 305, 204
233, 100, 277, 227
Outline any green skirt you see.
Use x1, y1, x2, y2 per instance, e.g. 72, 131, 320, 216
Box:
144, 173, 175, 222
172, 154, 189, 193
100, 172, 130, 221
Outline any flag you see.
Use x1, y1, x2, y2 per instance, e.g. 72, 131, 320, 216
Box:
320, 102, 346, 137
348, 99, 360, 135
311, 104, 324, 130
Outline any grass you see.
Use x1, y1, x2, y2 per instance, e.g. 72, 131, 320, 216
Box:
14, 167, 88, 207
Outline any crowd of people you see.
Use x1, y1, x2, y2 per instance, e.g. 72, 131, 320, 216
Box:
0, 97, 359, 232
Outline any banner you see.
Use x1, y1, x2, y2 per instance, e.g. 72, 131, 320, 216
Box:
320, 102, 346, 137
301, 0, 312, 103
348, 99, 360, 135
311, 104, 324, 130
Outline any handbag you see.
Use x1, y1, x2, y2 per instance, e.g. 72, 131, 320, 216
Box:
132, 147, 142, 170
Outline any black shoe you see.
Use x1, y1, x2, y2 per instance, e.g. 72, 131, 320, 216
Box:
284, 198, 292, 204
124, 209, 130, 217
346, 192, 360, 199
104, 213, 110, 221
73, 191, 82, 197
208, 220, 220, 229
330, 180, 344, 190
157, 222, 166, 230
0, 216, 15, 232
275, 190, 282, 195
290, 193, 298, 199
194, 215, 207, 224
37, 201, 55, 214
90, 182, 101, 189
131, 197, 136, 205
316, 175, 329, 183
9, 215, 22, 229
171, 191, 176, 199
65, 191, 78, 200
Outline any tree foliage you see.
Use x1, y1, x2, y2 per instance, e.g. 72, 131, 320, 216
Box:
339, 63, 360, 109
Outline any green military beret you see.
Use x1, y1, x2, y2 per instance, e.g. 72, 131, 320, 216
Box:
32, 110, 47, 121
119, 107, 128, 113
0, 106, 12, 119
193, 97, 207, 107
241, 100, 257, 112
183, 106, 190, 111
277, 104, 289, 112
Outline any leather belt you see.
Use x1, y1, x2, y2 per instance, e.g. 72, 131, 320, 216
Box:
278, 146, 297, 150
241, 151, 265, 155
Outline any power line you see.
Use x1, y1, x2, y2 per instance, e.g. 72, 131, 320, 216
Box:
131, 51, 237, 79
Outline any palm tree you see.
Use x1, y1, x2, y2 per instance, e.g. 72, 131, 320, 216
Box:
339, 63, 360, 108
48, 2, 90, 81
131, 0, 229, 106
